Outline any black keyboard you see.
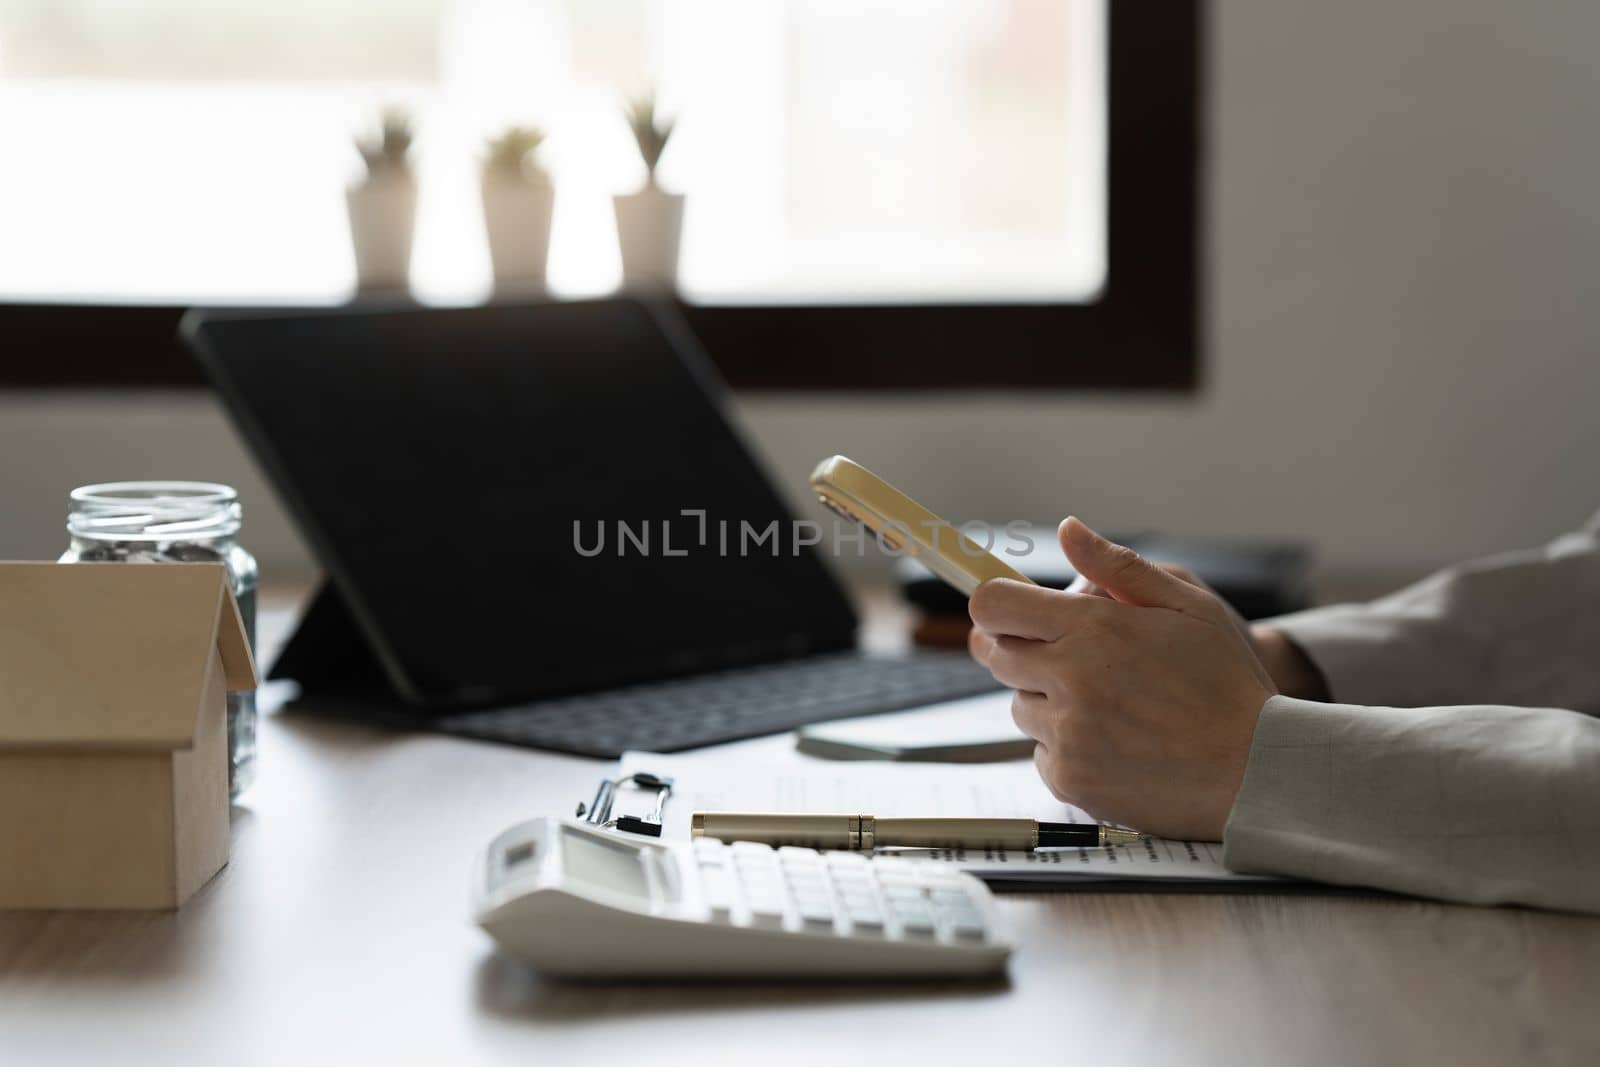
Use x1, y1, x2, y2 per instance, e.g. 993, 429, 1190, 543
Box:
434, 650, 1003, 758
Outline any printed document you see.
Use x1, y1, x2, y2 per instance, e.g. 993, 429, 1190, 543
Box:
620, 749, 1293, 889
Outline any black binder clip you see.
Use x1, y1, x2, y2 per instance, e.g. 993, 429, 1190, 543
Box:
576, 771, 674, 837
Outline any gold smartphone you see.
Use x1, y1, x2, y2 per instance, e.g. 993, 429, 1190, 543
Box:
809, 455, 1035, 597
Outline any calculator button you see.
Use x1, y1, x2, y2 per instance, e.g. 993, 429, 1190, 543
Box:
916, 871, 969, 891
777, 846, 822, 865
796, 899, 837, 927
699, 871, 736, 916
737, 863, 781, 886
740, 870, 782, 891
789, 878, 834, 914
788, 876, 829, 898
743, 880, 787, 908
745, 899, 788, 930
696, 851, 724, 868
886, 889, 937, 935
930, 888, 978, 908
790, 875, 830, 896
701, 864, 737, 891
894, 910, 937, 936
944, 914, 988, 941
736, 862, 779, 878
842, 899, 886, 932
931, 891, 987, 940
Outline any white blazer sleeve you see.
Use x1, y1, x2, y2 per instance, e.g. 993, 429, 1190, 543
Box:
1223, 512, 1600, 911
1264, 511, 1600, 712
1224, 695, 1600, 913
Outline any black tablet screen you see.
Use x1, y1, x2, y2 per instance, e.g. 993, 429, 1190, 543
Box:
191, 300, 857, 705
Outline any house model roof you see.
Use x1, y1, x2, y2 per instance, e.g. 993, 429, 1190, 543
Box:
0, 562, 258, 750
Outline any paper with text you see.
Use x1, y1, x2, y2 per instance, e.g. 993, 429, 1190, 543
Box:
621, 749, 1289, 887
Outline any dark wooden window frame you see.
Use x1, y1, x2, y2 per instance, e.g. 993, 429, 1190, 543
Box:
0, 2, 1200, 392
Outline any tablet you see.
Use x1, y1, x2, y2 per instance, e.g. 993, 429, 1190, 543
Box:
185, 299, 858, 707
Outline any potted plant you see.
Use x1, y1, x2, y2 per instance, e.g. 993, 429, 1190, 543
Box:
613, 95, 682, 292
480, 126, 555, 295
346, 110, 417, 294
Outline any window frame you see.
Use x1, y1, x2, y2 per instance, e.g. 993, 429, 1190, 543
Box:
0, 2, 1201, 392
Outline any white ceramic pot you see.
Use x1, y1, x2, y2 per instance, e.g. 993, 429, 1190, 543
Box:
345, 171, 417, 293
612, 187, 684, 293
481, 174, 556, 295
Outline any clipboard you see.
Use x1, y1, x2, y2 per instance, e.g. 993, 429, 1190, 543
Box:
575, 771, 674, 837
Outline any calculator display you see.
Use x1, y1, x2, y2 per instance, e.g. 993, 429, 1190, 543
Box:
561, 830, 650, 899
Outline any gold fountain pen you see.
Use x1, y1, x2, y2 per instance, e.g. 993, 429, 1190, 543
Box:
690, 812, 1143, 851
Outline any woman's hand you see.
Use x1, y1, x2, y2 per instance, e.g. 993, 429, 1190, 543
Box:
1070, 552, 1329, 702
968, 518, 1277, 841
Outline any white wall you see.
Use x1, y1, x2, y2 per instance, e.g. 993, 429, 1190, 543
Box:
4, 0, 1599, 585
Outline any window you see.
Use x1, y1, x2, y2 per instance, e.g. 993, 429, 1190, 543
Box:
0, 1, 1199, 389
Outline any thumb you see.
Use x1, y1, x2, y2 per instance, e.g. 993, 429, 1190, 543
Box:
1058, 517, 1204, 611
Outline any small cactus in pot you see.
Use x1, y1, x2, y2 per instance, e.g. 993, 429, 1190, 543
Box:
346, 109, 418, 293
356, 110, 415, 178
480, 124, 556, 295
614, 93, 683, 292
625, 96, 674, 190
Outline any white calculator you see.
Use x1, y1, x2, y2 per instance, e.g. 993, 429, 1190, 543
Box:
472, 817, 1011, 978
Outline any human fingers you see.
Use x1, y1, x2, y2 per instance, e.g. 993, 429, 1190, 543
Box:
1058, 518, 1212, 613
968, 625, 995, 667
1010, 688, 1054, 742
982, 635, 1055, 695
970, 578, 1097, 641
1072, 561, 1203, 600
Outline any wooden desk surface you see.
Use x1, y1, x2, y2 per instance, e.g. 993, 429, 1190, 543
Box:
3, 589, 1597, 1067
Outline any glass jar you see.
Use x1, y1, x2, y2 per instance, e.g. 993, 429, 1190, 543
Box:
61, 481, 259, 801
